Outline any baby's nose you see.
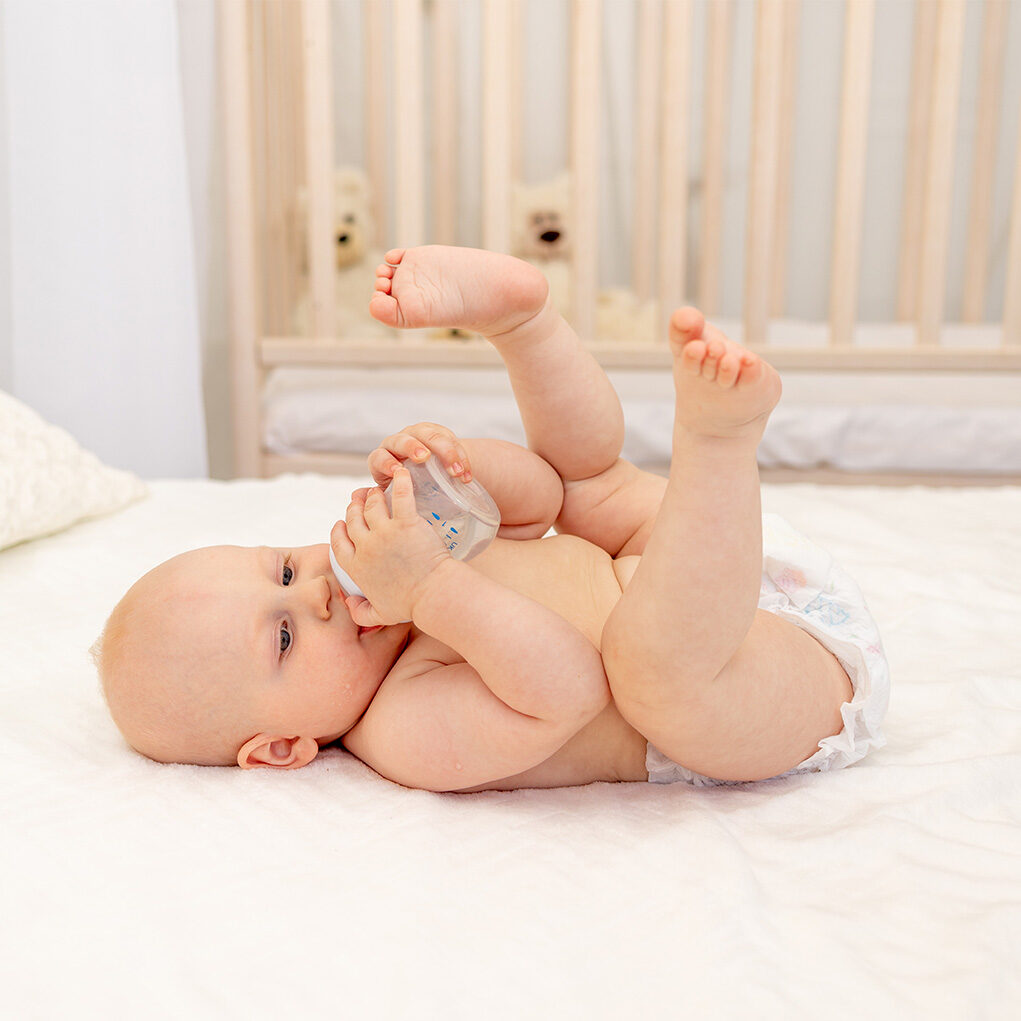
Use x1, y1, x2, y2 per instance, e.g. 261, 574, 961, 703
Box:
298, 575, 332, 620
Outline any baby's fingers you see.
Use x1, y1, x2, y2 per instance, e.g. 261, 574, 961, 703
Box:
405, 422, 473, 482
388, 466, 417, 520
345, 595, 385, 628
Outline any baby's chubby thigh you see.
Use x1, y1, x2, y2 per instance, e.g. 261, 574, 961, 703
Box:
555, 459, 667, 558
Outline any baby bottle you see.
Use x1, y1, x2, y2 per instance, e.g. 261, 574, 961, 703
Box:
329, 456, 501, 600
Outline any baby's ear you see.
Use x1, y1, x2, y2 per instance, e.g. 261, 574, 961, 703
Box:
237, 734, 318, 770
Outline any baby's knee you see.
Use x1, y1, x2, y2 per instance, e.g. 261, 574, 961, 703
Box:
557, 460, 665, 557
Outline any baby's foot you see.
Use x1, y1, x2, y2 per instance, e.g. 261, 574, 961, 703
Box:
669, 307, 781, 442
369, 246, 549, 338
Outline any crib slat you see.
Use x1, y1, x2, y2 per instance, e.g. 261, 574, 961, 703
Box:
632, 0, 661, 303
770, 0, 799, 317
393, 0, 425, 247
301, 0, 335, 336
697, 0, 731, 316
962, 0, 1008, 323
571, 0, 601, 339
282, 1, 305, 329
897, 0, 937, 322
1005, 109, 1021, 347
364, 0, 388, 246
431, 0, 459, 246
264, 1, 289, 335
220, 0, 262, 476
482, 0, 513, 254
829, 0, 875, 348
917, 0, 965, 348
657, 0, 691, 336
744, 0, 784, 345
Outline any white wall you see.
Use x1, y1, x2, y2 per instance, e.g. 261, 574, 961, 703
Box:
2, 0, 208, 479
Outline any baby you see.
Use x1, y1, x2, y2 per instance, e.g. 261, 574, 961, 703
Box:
96, 246, 889, 791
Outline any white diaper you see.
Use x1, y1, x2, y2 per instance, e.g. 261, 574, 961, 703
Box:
646, 513, 890, 787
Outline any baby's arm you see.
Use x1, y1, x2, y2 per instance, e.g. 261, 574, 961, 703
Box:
333, 471, 610, 790
368, 424, 564, 540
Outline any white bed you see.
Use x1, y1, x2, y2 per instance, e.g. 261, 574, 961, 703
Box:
3, 470, 1019, 1018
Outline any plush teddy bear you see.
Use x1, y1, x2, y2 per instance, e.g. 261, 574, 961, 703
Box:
292, 166, 387, 337
508, 173, 656, 345
510, 172, 573, 320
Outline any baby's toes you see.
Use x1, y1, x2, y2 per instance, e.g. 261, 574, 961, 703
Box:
716, 352, 741, 388
374, 273, 392, 295
680, 338, 708, 375
369, 290, 399, 326
383, 247, 406, 266
375, 262, 396, 280
701, 338, 725, 381
736, 353, 764, 387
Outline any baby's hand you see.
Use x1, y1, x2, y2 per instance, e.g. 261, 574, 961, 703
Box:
330, 468, 450, 626
368, 422, 472, 487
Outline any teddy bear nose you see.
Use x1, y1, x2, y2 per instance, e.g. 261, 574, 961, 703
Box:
336, 233, 350, 244
540, 230, 560, 243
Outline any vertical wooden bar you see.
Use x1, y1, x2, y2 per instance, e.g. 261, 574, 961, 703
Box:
393, 0, 425, 247
220, 0, 263, 477
770, 0, 799, 317
916, 0, 965, 347
364, 0, 388, 246
829, 0, 875, 348
283, 1, 306, 326
962, 0, 1008, 322
571, 0, 602, 338
697, 0, 732, 316
656, 0, 691, 336
744, 0, 784, 346
1004, 110, 1021, 347
510, 0, 525, 186
482, 0, 513, 254
632, 0, 661, 302
262, 0, 286, 335
897, 0, 937, 321
302, 0, 336, 336
431, 0, 459, 246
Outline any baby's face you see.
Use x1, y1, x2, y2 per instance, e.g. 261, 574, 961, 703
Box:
158, 543, 411, 763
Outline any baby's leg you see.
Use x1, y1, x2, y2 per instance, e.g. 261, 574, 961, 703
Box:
600, 311, 852, 781
371, 246, 624, 482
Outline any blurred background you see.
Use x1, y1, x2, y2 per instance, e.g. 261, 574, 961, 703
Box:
1, 0, 1019, 480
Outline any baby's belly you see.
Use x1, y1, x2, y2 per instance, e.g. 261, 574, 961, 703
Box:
470, 533, 624, 648
457, 537, 650, 791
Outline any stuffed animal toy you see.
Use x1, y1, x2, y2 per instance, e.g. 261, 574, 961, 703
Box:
293, 167, 387, 336
510, 172, 573, 318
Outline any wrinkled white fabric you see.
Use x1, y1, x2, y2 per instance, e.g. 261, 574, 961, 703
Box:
647, 514, 890, 786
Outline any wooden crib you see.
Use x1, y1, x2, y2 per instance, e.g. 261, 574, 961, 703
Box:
220, 0, 1021, 481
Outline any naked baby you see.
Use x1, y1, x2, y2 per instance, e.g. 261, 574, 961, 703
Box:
96, 246, 889, 791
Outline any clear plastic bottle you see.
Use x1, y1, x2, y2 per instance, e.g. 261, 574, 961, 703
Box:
329, 456, 501, 600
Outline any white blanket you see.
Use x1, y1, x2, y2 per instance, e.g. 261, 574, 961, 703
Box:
2, 476, 1019, 1018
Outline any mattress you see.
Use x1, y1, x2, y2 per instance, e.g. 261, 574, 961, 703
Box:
3, 475, 1020, 1017
264, 364, 1021, 475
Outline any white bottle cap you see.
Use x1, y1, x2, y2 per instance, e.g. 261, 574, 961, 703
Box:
329, 546, 364, 598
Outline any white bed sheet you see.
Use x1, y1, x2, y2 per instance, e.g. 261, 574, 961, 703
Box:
2, 475, 1020, 1018
264, 366, 1021, 474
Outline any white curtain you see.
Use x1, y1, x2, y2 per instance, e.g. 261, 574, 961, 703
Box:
1, 0, 207, 478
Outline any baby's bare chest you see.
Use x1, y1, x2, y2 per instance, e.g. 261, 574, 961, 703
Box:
469, 534, 623, 646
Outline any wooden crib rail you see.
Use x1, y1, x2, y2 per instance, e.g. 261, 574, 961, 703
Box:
221, 0, 1021, 479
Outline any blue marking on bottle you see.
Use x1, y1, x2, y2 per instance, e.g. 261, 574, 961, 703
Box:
431, 512, 441, 521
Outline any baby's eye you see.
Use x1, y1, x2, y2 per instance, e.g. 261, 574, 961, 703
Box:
282, 562, 293, 586
279, 623, 292, 655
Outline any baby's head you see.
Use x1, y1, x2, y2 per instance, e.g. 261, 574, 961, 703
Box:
95, 543, 410, 769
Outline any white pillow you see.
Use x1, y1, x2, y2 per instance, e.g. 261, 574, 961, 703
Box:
0, 390, 148, 550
